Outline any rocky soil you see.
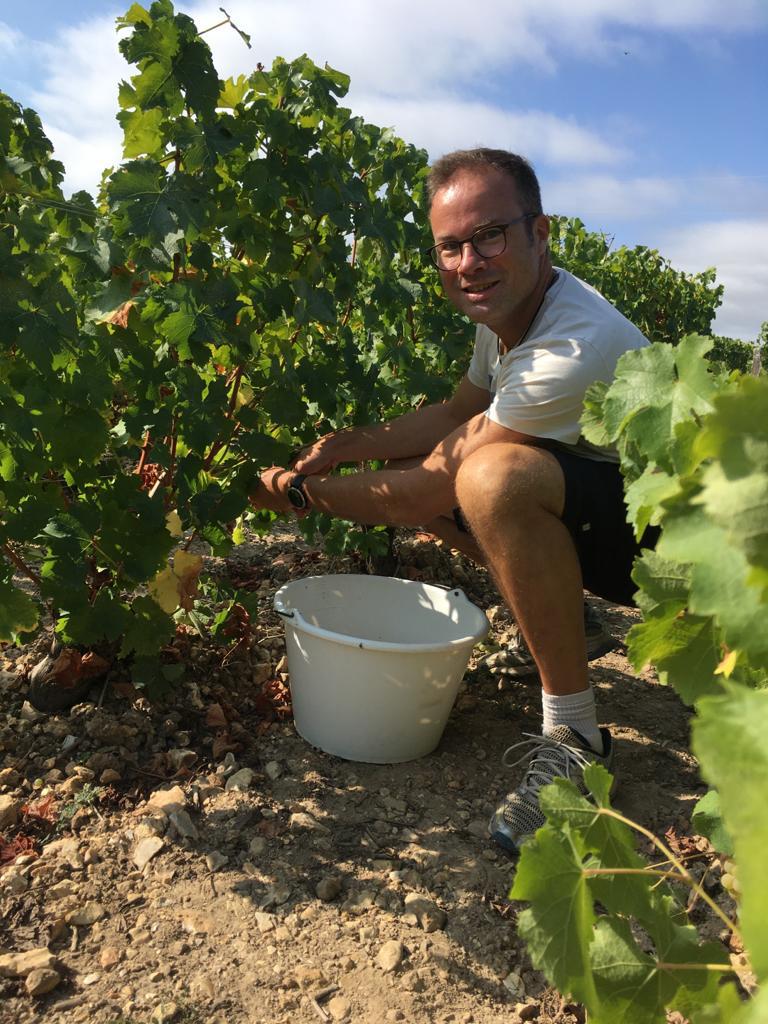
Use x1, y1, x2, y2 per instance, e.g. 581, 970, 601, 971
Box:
0, 529, 744, 1024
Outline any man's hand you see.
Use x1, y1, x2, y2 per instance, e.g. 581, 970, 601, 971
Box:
248, 467, 293, 513
291, 432, 343, 475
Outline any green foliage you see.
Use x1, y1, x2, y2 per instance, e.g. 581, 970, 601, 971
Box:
706, 335, 762, 374
694, 687, 768, 980
512, 334, 768, 1021
56, 782, 104, 831
690, 790, 733, 857
0, 2, 463, 669
549, 217, 723, 345
510, 764, 727, 1023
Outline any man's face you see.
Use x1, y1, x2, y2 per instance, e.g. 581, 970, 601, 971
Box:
428, 167, 549, 335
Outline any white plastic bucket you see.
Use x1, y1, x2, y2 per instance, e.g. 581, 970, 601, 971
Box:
273, 574, 489, 763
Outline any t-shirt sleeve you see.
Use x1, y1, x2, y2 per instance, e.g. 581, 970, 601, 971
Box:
486, 338, 612, 444
466, 325, 495, 391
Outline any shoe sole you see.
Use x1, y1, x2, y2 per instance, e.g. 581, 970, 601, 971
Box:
488, 825, 524, 857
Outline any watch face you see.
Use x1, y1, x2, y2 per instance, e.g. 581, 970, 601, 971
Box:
287, 485, 308, 510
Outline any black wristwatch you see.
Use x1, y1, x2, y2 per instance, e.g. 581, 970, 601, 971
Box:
286, 473, 310, 511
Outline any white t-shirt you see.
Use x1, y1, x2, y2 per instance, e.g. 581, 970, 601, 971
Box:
466, 267, 648, 462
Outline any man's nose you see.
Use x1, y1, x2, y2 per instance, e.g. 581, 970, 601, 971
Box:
457, 241, 485, 272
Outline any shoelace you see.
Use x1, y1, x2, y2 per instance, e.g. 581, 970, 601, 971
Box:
500, 732, 594, 798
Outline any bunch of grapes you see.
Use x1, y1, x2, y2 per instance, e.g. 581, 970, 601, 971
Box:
720, 859, 741, 901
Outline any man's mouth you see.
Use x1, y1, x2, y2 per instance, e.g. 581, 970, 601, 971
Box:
461, 280, 499, 299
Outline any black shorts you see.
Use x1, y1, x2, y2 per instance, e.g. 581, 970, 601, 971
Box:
453, 448, 659, 607
550, 448, 658, 606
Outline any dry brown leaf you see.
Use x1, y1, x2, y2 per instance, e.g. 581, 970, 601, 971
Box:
205, 703, 228, 729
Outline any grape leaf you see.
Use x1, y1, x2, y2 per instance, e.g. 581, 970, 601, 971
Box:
691, 981, 764, 1024
120, 595, 174, 658
626, 605, 722, 704
149, 550, 202, 613
510, 826, 599, 1006
693, 378, 768, 572
590, 915, 722, 1024
624, 465, 680, 539
540, 772, 658, 923
0, 581, 39, 640
118, 106, 165, 159
631, 550, 692, 609
690, 790, 734, 857
598, 336, 718, 471
694, 686, 768, 981
659, 510, 768, 665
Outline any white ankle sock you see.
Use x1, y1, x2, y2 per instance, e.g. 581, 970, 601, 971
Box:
542, 687, 603, 753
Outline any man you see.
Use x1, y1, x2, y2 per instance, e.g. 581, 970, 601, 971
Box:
249, 148, 652, 855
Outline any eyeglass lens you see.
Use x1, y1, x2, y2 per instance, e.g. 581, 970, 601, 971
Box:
432, 225, 507, 270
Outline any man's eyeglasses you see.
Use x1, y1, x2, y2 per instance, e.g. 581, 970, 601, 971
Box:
426, 214, 538, 271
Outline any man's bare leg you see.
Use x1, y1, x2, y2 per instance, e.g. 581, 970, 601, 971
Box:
421, 514, 485, 564
454, 442, 588, 696
454, 443, 611, 855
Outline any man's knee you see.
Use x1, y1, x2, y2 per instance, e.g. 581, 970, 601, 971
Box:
455, 444, 565, 520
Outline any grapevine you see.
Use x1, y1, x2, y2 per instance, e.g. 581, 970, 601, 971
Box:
509, 337, 767, 1022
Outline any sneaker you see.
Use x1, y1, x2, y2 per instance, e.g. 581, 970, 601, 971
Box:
485, 602, 615, 679
488, 724, 613, 855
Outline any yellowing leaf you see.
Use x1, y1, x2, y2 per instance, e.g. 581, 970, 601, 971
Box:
165, 510, 183, 537
171, 551, 203, 611
232, 517, 246, 545
149, 567, 179, 614
149, 552, 203, 614
103, 300, 136, 328
715, 649, 738, 677
235, 382, 254, 410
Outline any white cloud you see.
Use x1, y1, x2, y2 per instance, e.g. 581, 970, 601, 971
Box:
10, 14, 129, 196
189, 0, 767, 86
0, 21, 22, 51
349, 96, 625, 167
28, 18, 127, 134
189, 0, 557, 94
45, 123, 123, 196
544, 173, 680, 221
661, 219, 768, 340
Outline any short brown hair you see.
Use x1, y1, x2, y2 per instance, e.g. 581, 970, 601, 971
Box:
426, 148, 543, 216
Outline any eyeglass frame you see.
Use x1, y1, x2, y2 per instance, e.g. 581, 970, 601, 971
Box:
425, 214, 539, 271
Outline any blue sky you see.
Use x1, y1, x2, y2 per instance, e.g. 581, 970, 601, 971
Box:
2, 1, 766, 339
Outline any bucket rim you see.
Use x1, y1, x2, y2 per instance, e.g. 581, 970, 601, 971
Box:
273, 573, 489, 653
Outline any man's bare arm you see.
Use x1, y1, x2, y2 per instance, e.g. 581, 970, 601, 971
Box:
257, 409, 538, 527
293, 375, 490, 474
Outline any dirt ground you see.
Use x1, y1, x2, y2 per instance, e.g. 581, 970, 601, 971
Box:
0, 528, 738, 1024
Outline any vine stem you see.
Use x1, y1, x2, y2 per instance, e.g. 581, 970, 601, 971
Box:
226, 365, 244, 417
653, 962, 734, 973
198, 13, 230, 36
148, 416, 179, 499
135, 432, 152, 477
2, 543, 42, 588
596, 807, 738, 936
582, 867, 682, 881
201, 367, 244, 471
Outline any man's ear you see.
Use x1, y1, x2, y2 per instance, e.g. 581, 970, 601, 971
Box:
535, 214, 550, 255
